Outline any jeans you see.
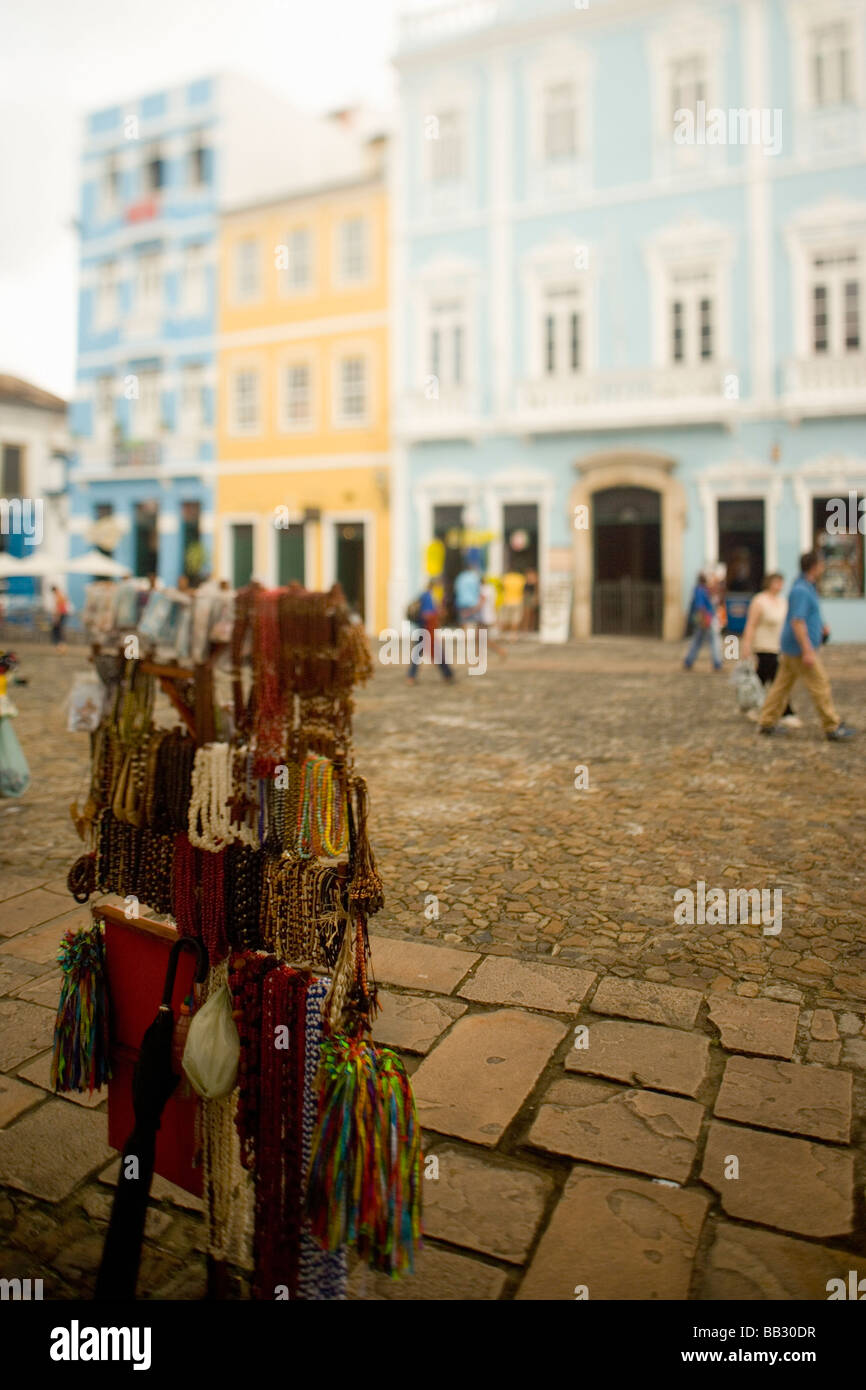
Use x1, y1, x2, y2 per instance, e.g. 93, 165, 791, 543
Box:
684, 622, 721, 669
407, 620, 453, 680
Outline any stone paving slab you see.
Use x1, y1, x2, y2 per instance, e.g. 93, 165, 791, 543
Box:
371, 989, 467, 1054
0, 1100, 113, 1202
698, 1222, 866, 1301
458, 956, 596, 1013
348, 1243, 508, 1301
412, 1008, 566, 1146
17, 1052, 105, 1110
422, 1144, 553, 1263
590, 977, 702, 1029
517, 1164, 710, 1300
0, 889, 73, 939
0, 875, 41, 903
11, 971, 60, 1008
0, 909, 90, 965
0, 999, 56, 1071
368, 935, 478, 994
714, 1055, 853, 1143
701, 1121, 854, 1239
707, 994, 799, 1058
98, 1157, 204, 1213
565, 1018, 710, 1098
0, 1074, 44, 1127
528, 1076, 703, 1182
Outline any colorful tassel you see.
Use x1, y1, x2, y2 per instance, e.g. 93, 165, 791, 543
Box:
306, 1035, 422, 1277
51, 922, 112, 1094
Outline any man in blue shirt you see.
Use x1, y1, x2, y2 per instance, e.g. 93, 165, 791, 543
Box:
453, 563, 482, 627
683, 573, 722, 670
758, 551, 854, 741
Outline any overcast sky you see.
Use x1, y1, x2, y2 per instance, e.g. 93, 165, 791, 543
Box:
0, 0, 401, 399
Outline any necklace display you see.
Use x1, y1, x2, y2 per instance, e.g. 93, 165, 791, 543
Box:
65, 588, 421, 1298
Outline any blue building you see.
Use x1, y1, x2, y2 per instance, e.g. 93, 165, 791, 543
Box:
69, 74, 361, 602
390, 0, 866, 641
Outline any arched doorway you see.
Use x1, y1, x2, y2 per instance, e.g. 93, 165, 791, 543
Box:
592, 486, 662, 636
569, 451, 687, 641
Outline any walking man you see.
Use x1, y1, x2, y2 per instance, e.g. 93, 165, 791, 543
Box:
758, 551, 855, 741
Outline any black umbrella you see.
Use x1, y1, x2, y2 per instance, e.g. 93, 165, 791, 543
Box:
95, 935, 207, 1301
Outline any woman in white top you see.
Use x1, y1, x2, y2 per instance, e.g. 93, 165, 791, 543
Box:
742, 573, 799, 726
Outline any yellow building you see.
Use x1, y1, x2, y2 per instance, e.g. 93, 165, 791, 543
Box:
216, 157, 389, 631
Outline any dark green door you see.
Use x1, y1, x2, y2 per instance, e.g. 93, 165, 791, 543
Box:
335, 522, 365, 622
232, 523, 254, 588
277, 523, 305, 586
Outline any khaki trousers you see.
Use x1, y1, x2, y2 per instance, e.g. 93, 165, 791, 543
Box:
758, 653, 840, 732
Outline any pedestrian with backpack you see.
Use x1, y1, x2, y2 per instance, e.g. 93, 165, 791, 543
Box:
406, 580, 454, 684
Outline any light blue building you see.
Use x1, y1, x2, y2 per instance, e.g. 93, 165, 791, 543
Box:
69, 74, 359, 605
390, 0, 866, 641
69, 77, 221, 600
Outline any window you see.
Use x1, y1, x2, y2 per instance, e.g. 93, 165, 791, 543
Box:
182, 242, 207, 316
809, 249, 862, 354
188, 132, 208, 186
281, 227, 312, 292
810, 20, 854, 107
135, 250, 162, 315
181, 500, 202, 579
338, 356, 367, 423
430, 111, 463, 184
544, 82, 578, 163
813, 494, 865, 596
232, 369, 260, 433
95, 260, 118, 330
232, 523, 254, 588
670, 53, 707, 121
540, 284, 582, 376
428, 297, 468, 389
101, 156, 122, 214
282, 362, 312, 428
132, 369, 161, 438
1, 445, 23, 495
180, 364, 206, 431
134, 500, 160, 578
338, 217, 368, 284
667, 265, 717, 365
233, 238, 261, 303
94, 374, 115, 439
144, 143, 165, 193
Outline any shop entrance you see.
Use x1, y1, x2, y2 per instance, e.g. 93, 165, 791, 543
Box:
592, 486, 662, 636
718, 498, 765, 592
335, 522, 365, 622
133, 500, 159, 580
503, 501, 540, 631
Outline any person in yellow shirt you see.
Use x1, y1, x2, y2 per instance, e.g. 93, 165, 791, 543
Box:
500, 569, 526, 637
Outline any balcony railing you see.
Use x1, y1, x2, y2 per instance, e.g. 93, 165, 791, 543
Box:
114, 441, 163, 469
514, 362, 736, 429
398, 385, 480, 437
785, 353, 866, 402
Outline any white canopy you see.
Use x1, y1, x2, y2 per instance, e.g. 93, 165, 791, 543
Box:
64, 550, 131, 578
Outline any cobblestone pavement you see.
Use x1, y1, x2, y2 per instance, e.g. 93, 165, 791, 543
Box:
1, 638, 864, 1299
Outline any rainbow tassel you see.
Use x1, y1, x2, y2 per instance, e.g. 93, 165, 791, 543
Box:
306, 1036, 422, 1277
51, 922, 112, 1094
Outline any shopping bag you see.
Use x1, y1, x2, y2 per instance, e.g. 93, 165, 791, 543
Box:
0, 716, 30, 797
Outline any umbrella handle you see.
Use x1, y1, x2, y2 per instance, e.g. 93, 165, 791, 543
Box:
161, 936, 208, 1009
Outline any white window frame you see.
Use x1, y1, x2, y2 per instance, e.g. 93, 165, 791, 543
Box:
94, 373, 115, 442
333, 347, 372, 429
523, 242, 597, 381
135, 250, 162, 317
786, 201, 866, 360
419, 76, 474, 217
278, 352, 316, 433
182, 242, 208, 317
321, 508, 377, 634
411, 257, 480, 412
334, 215, 370, 288
279, 225, 314, 296
647, 14, 725, 178
100, 155, 122, 218
232, 236, 262, 305
229, 364, 262, 436
528, 44, 593, 189
645, 220, 735, 370
188, 130, 208, 187
94, 259, 119, 332
788, 0, 866, 113
131, 368, 161, 440
143, 141, 165, 194
698, 463, 782, 577
180, 363, 206, 434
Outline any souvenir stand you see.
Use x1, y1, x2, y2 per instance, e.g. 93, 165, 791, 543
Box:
55, 581, 422, 1299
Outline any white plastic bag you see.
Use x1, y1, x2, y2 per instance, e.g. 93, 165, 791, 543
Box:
181, 984, 240, 1100
732, 659, 765, 713
67, 672, 105, 732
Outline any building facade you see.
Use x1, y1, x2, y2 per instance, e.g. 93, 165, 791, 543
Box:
68, 75, 363, 603
0, 375, 69, 598
216, 155, 390, 632
391, 0, 866, 640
